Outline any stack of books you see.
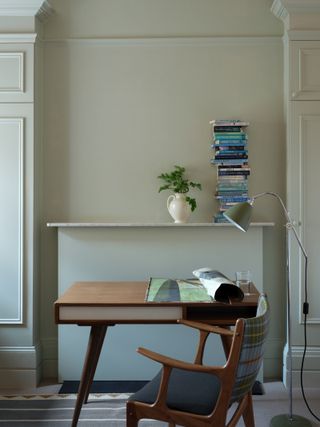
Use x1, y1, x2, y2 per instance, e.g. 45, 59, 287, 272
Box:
210, 119, 250, 223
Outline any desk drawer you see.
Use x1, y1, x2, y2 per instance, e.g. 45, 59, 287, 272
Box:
58, 306, 183, 322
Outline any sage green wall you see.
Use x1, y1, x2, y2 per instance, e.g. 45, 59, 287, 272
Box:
40, 0, 285, 379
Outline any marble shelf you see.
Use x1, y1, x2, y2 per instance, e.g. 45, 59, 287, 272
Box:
47, 222, 275, 228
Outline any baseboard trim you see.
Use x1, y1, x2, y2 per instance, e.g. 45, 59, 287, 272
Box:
40, 338, 57, 380
283, 345, 320, 387
0, 344, 41, 388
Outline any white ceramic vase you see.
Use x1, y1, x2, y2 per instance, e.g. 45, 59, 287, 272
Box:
167, 193, 191, 223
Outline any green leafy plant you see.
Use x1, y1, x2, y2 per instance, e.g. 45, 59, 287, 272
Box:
158, 165, 202, 211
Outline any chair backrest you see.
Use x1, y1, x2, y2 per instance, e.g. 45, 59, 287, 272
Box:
230, 294, 270, 403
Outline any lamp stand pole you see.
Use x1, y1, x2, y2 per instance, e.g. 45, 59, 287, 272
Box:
251, 193, 311, 427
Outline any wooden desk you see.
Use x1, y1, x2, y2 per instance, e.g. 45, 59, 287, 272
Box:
55, 281, 259, 427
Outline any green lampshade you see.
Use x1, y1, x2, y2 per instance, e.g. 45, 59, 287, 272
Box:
223, 202, 253, 232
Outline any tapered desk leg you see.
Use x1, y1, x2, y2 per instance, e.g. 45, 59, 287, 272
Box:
71, 324, 108, 427
83, 325, 108, 403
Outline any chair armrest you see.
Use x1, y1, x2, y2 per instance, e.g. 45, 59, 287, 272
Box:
137, 346, 223, 376
178, 319, 236, 336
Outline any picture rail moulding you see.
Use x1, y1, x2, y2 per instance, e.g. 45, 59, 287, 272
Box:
41, 36, 282, 47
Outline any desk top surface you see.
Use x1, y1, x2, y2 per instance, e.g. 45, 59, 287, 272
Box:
54, 281, 259, 325
56, 281, 148, 305
55, 281, 258, 306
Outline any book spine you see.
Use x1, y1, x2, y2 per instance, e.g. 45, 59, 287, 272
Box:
213, 141, 247, 147
213, 126, 242, 132
218, 170, 250, 176
218, 164, 250, 168
216, 193, 248, 197
217, 176, 248, 181
215, 196, 249, 201
212, 159, 249, 165
215, 154, 248, 159
218, 167, 250, 171
214, 138, 247, 143
217, 184, 248, 189
216, 149, 248, 154
209, 120, 249, 127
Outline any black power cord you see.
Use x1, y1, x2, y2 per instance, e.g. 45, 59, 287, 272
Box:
300, 257, 320, 422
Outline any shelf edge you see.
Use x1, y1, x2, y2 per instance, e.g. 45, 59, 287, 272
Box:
47, 222, 275, 228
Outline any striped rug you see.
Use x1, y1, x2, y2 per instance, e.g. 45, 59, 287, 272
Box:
0, 394, 167, 426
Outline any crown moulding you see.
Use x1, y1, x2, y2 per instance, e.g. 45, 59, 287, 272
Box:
0, 0, 53, 20
271, 0, 320, 20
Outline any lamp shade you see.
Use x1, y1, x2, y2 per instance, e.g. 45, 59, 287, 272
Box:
223, 201, 253, 232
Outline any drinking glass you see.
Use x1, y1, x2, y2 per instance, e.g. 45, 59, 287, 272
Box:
235, 270, 252, 295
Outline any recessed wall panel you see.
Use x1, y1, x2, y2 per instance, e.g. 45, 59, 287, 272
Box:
0, 118, 23, 324
0, 44, 33, 102
291, 41, 320, 100
0, 53, 24, 93
301, 112, 320, 323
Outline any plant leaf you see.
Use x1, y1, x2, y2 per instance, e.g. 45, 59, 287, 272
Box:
186, 196, 196, 212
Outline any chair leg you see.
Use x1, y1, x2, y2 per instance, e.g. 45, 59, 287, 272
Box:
126, 403, 139, 427
242, 393, 255, 427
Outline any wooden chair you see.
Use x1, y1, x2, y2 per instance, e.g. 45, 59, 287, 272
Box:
126, 294, 270, 427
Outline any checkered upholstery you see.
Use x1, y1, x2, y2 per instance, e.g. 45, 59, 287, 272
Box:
231, 294, 270, 403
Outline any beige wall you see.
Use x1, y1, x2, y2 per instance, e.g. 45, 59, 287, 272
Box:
40, 0, 285, 379
44, 0, 282, 39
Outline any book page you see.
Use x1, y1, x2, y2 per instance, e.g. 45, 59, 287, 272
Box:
146, 278, 212, 302
200, 278, 227, 298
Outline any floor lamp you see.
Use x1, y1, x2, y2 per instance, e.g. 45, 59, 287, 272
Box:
223, 191, 312, 427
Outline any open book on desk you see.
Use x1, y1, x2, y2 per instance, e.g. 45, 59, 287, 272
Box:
146, 271, 244, 304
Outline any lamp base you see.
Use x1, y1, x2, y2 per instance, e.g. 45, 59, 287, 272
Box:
270, 414, 312, 427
